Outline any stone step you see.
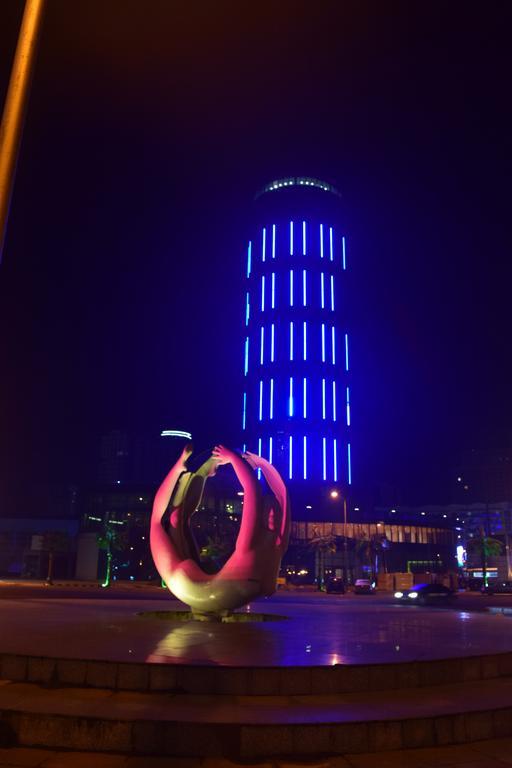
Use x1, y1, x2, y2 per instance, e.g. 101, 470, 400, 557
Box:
2, 650, 512, 696
1, 677, 512, 758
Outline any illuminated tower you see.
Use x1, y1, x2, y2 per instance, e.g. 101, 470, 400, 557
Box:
242, 177, 352, 503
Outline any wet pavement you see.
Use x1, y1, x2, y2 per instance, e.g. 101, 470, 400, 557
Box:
1, 592, 512, 666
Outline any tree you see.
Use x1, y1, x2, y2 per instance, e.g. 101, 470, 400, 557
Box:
200, 534, 231, 572
42, 531, 69, 585
98, 523, 129, 588
308, 531, 337, 590
467, 527, 503, 586
355, 534, 390, 582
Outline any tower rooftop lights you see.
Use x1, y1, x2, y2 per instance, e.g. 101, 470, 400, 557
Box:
255, 177, 341, 200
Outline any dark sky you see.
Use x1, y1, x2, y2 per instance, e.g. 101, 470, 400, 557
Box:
0, 0, 511, 510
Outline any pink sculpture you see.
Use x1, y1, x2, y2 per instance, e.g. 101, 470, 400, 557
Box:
150, 444, 290, 617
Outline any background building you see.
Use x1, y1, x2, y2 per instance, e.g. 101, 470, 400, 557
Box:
242, 177, 351, 516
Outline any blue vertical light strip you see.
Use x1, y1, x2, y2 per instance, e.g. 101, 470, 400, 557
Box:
322, 437, 327, 481
271, 273, 275, 309
303, 321, 307, 360
242, 442, 247, 454
288, 376, 294, 417
242, 392, 247, 430
345, 333, 349, 371
270, 323, 275, 362
289, 321, 294, 360
290, 221, 294, 255
331, 326, 336, 365
322, 378, 326, 419
269, 436, 273, 463
257, 440, 262, 479
321, 272, 325, 309
262, 227, 266, 262
289, 435, 293, 479
342, 236, 346, 270
303, 436, 307, 479
330, 275, 335, 311
302, 269, 307, 306
346, 386, 351, 426
329, 226, 334, 261
272, 224, 276, 259
258, 380, 263, 421
321, 324, 326, 362
302, 221, 306, 255
289, 269, 294, 306
333, 439, 338, 482
320, 224, 324, 259
245, 291, 250, 326
347, 443, 352, 485
260, 326, 264, 365
244, 337, 249, 376
247, 241, 252, 278
261, 275, 265, 312
332, 381, 337, 421
270, 378, 274, 419
303, 377, 307, 418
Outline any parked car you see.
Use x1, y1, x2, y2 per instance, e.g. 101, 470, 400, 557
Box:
325, 577, 345, 594
394, 582, 455, 606
354, 578, 375, 594
482, 581, 512, 595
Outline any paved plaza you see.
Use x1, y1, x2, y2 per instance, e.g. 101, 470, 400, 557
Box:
1, 591, 512, 666
1, 590, 512, 760
2, 740, 512, 767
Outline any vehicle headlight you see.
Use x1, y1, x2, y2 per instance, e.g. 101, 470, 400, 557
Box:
408, 592, 418, 599
394, 591, 403, 598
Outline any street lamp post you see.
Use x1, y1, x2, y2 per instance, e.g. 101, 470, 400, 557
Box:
343, 496, 349, 583
330, 489, 350, 584
0, 0, 46, 264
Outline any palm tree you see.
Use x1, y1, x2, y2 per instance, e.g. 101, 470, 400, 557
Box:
355, 534, 390, 582
467, 527, 503, 587
98, 524, 129, 588
201, 534, 231, 572
42, 531, 69, 585
308, 530, 337, 590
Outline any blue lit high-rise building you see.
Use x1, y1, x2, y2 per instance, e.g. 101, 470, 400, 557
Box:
242, 177, 352, 506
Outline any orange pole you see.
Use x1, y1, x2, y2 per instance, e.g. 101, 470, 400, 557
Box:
0, 0, 46, 263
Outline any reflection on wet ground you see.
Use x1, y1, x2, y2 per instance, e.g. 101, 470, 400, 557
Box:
1, 593, 512, 666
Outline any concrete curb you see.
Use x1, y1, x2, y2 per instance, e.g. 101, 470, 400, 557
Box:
1, 700, 512, 757
1, 650, 512, 696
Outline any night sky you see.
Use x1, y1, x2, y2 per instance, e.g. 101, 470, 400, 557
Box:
0, 0, 511, 511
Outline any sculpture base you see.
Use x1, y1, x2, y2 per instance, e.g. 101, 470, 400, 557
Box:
139, 609, 287, 623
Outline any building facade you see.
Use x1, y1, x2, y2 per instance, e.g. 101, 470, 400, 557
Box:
242, 177, 351, 506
